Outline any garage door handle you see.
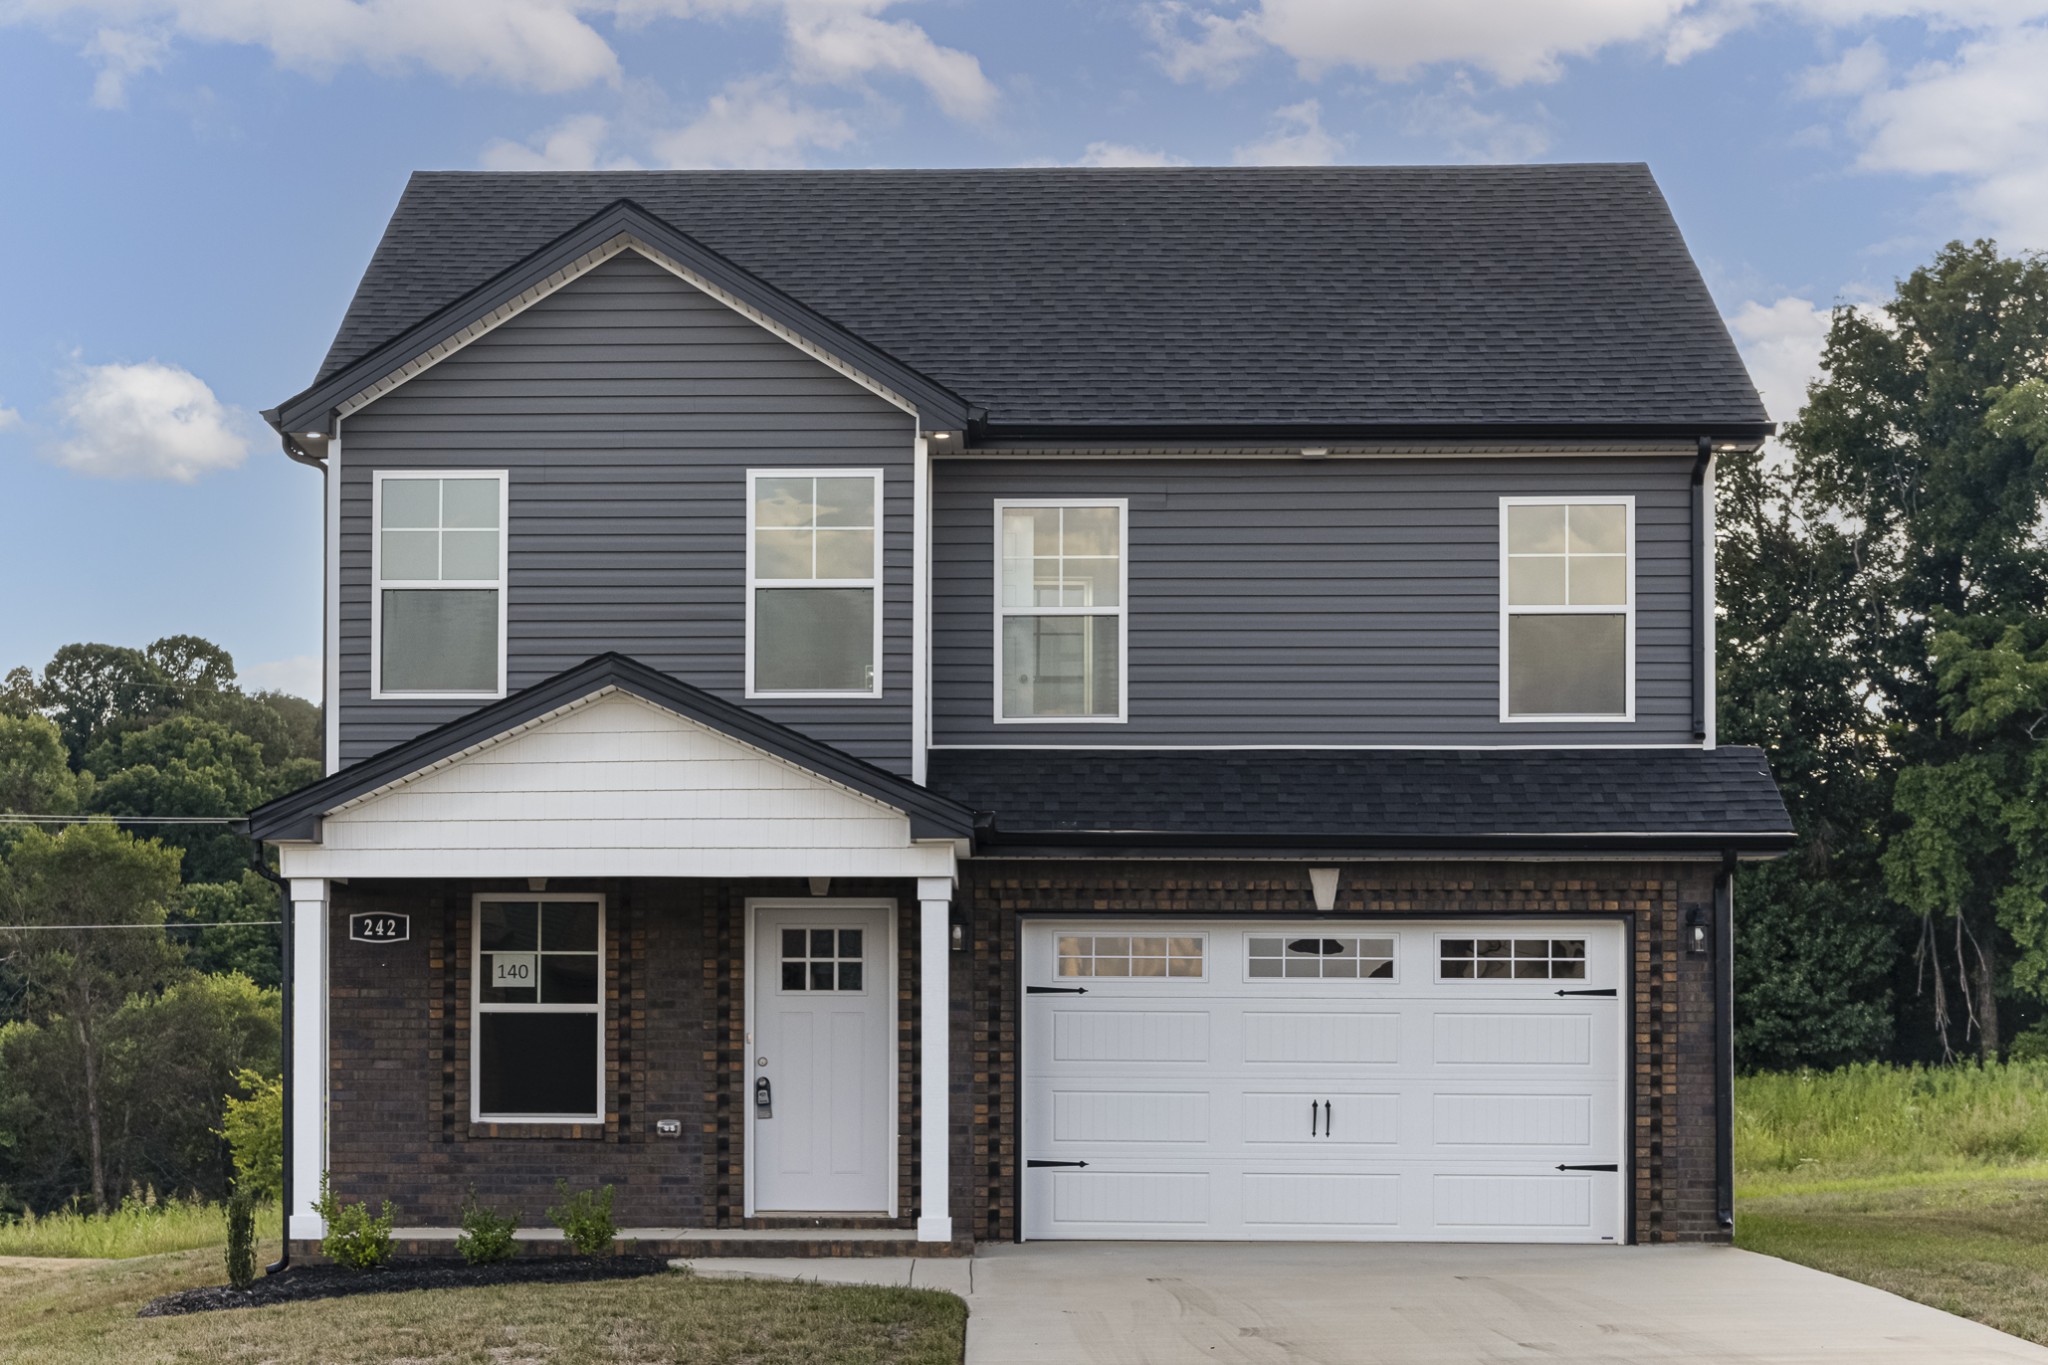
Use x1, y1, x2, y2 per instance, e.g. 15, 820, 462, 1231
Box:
1324, 1101, 1332, 1136
1555, 1164, 1618, 1172
1554, 988, 1617, 997
1310, 1101, 1318, 1136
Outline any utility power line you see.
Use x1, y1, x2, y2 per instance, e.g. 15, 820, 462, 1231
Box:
2, 921, 282, 931
0, 815, 242, 825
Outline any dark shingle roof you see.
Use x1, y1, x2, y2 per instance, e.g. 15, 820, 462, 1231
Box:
925, 746, 1792, 853
311, 165, 1767, 434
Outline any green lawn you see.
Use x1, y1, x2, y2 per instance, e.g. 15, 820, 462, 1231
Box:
0, 1243, 966, 1365
1734, 1063, 2048, 1348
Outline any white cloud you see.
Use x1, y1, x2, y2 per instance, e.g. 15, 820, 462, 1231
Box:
650, 76, 855, 168
0, 404, 22, 432
782, 6, 996, 120
1075, 141, 1188, 167
1144, 1, 1266, 85
48, 359, 251, 482
83, 24, 167, 107
1404, 81, 1551, 160
480, 113, 639, 170
1829, 24, 2048, 247
1232, 98, 1343, 166
1727, 296, 1835, 425
240, 653, 322, 702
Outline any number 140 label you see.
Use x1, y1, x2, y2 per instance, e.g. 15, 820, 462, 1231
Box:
493, 953, 537, 986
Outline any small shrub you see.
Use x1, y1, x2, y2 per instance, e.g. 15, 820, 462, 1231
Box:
218, 1069, 284, 1203
224, 1190, 255, 1290
545, 1180, 615, 1258
313, 1172, 394, 1272
456, 1188, 518, 1266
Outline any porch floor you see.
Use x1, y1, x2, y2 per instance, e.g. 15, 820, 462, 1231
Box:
378, 1226, 951, 1259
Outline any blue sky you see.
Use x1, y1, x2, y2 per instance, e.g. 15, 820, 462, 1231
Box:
3, 0, 2045, 701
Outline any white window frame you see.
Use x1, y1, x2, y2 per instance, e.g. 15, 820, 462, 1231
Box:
744, 468, 886, 700
369, 469, 509, 701
470, 891, 605, 1125
1240, 929, 1400, 985
992, 497, 1130, 725
1498, 495, 1635, 724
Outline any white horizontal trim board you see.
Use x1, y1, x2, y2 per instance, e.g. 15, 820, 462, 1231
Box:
925, 743, 1707, 751
276, 689, 955, 881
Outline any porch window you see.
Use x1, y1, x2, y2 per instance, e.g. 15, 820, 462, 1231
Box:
373, 471, 506, 697
473, 895, 603, 1122
1500, 498, 1633, 720
747, 470, 882, 697
996, 500, 1126, 721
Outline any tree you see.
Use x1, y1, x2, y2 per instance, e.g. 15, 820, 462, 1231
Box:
0, 824, 185, 1210
1785, 241, 2048, 1060
0, 714, 91, 817
174, 872, 283, 989
86, 716, 316, 884
1718, 444, 1901, 1068
31, 644, 172, 765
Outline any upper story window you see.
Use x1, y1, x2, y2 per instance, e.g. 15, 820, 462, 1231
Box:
748, 471, 882, 697
373, 472, 506, 698
996, 500, 1126, 722
1500, 497, 1633, 721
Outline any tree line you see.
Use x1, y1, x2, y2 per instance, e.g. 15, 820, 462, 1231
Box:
0, 637, 317, 1214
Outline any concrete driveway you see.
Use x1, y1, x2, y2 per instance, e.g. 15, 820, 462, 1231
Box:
684, 1242, 2048, 1365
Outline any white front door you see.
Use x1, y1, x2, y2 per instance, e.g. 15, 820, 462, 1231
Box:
1022, 919, 1627, 1243
749, 903, 894, 1214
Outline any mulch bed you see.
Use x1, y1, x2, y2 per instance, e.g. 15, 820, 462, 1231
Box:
139, 1255, 677, 1317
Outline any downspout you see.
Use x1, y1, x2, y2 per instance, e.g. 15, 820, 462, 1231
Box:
247, 843, 292, 1273
256, 416, 329, 1275
1690, 437, 1712, 741
1715, 851, 1737, 1232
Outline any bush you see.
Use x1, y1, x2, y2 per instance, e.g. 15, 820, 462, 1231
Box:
545, 1180, 615, 1257
456, 1188, 518, 1266
218, 1068, 283, 1203
224, 1189, 255, 1290
313, 1172, 394, 1272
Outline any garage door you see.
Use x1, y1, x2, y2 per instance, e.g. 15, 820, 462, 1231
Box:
1021, 920, 1627, 1243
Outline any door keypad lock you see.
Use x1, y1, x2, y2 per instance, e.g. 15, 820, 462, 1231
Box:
754, 1075, 773, 1119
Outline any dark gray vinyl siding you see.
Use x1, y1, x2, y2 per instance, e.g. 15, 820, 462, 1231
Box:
336, 252, 915, 773
931, 456, 1700, 747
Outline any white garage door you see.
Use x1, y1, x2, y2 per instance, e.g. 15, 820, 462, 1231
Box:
1021, 920, 1627, 1243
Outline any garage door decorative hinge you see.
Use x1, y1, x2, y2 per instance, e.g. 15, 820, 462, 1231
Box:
1027, 1160, 1090, 1168
1554, 987, 1617, 997
1027, 986, 1088, 994
1555, 1163, 1619, 1172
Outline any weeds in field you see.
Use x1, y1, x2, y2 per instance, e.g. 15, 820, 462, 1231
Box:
1737, 1061, 2048, 1179
0, 1186, 279, 1259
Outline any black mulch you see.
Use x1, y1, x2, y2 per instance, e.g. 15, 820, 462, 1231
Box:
139, 1256, 677, 1317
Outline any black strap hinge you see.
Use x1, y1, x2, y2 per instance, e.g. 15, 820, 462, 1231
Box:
1027, 986, 1088, 995
1555, 988, 1617, 997
1027, 1159, 1089, 1169
1555, 1163, 1619, 1172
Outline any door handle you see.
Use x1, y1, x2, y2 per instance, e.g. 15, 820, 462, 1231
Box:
754, 1075, 773, 1119
1324, 1100, 1332, 1137
1310, 1100, 1318, 1137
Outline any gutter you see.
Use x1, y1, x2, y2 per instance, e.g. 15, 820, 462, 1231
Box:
1691, 437, 1711, 741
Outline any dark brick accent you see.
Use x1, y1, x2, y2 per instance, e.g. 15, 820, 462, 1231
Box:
954, 858, 1725, 1246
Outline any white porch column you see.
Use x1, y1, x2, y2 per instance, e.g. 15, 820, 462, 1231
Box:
288, 878, 329, 1240
917, 876, 953, 1243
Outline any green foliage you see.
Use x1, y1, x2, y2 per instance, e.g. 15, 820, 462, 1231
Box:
225, 1188, 255, 1290
0, 1188, 273, 1258
456, 1187, 519, 1266
0, 973, 278, 1212
315, 1172, 395, 1272
219, 1068, 283, 1202
545, 1180, 616, 1257
174, 871, 283, 988
87, 716, 314, 883
0, 713, 91, 816
1735, 1061, 2048, 1177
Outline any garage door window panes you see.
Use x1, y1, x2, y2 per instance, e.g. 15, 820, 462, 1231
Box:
1056, 934, 1203, 978
474, 897, 603, 1122
1247, 935, 1395, 979
1438, 937, 1587, 980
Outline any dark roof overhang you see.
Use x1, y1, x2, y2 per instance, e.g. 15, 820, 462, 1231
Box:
270, 198, 972, 437
247, 653, 975, 844
964, 419, 1778, 449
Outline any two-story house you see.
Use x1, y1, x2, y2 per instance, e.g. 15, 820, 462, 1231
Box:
247, 165, 1792, 1257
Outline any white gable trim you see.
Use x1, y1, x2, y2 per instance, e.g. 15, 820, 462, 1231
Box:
334, 233, 918, 421
275, 688, 956, 882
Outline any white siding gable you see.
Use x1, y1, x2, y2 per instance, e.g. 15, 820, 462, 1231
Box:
276, 690, 954, 881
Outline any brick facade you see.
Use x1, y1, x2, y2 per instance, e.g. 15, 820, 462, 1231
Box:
321, 858, 1725, 1250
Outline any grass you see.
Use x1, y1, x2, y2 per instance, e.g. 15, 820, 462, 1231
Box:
0, 1242, 967, 1365
0, 1197, 279, 1260
1735, 1061, 2048, 1347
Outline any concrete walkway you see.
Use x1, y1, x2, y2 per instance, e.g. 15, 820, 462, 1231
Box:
681, 1242, 2048, 1365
